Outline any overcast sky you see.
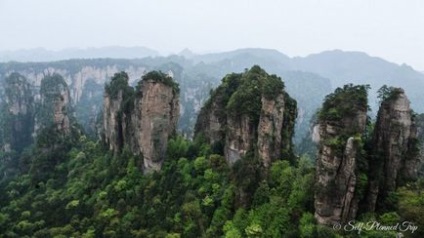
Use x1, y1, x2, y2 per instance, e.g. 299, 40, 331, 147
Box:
0, 0, 423, 70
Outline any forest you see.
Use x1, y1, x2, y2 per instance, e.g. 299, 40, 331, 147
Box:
1, 0, 423, 237
0, 50, 424, 237
0, 62, 422, 238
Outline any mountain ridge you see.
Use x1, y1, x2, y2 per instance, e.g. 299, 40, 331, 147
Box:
0, 46, 159, 63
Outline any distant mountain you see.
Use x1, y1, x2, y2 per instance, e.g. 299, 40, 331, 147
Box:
177, 48, 424, 152
0, 46, 159, 62
193, 48, 291, 66
181, 49, 332, 146
2, 47, 424, 152
291, 50, 424, 112
178, 48, 196, 59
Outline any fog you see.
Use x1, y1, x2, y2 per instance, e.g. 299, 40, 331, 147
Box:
0, 0, 423, 70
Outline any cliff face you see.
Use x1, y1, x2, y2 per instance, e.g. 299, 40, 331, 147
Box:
1, 64, 148, 137
314, 85, 368, 225
366, 88, 419, 212
37, 74, 72, 135
314, 85, 420, 226
195, 100, 225, 148
195, 66, 297, 167
5, 65, 146, 104
0, 73, 34, 153
103, 90, 124, 152
413, 113, 424, 177
102, 71, 179, 172
4, 73, 33, 116
0, 72, 77, 164
133, 79, 179, 171
0, 61, 211, 139
225, 114, 256, 165
256, 94, 289, 168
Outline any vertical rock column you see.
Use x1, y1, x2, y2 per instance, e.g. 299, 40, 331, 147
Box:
133, 79, 179, 172
366, 88, 419, 212
102, 71, 180, 173
314, 85, 368, 225
257, 94, 285, 168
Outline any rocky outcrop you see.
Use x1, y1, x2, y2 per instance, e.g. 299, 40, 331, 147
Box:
102, 71, 179, 172
4, 73, 33, 116
366, 88, 419, 212
225, 114, 256, 165
314, 85, 420, 225
413, 114, 424, 177
194, 99, 225, 149
256, 94, 285, 168
195, 66, 297, 167
0, 63, 149, 137
314, 84, 368, 225
0, 73, 34, 153
0, 72, 77, 155
4, 65, 146, 104
132, 78, 179, 171
103, 90, 124, 152
37, 74, 72, 134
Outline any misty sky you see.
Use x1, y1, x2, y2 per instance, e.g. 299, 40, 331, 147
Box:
1, 0, 423, 70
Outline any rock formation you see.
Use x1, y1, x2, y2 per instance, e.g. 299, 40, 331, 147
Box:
366, 88, 419, 212
133, 77, 179, 171
103, 84, 126, 152
0, 73, 34, 153
37, 74, 72, 134
314, 85, 420, 225
314, 84, 368, 225
0, 63, 148, 136
0, 72, 77, 158
102, 71, 179, 172
195, 66, 297, 167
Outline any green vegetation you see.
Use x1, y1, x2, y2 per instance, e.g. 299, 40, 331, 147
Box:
195, 65, 297, 164
377, 84, 403, 104
0, 73, 35, 181
0, 131, 320, 237
104, 71, 133, 100
319, 84, 369, 122
141, 70, 180, 94
0, 68, 422, 238
204, 72, 243, 121
106, 70, 179, 117
226, 65, 286, 120
0, 94, 33, 152
36, 73, 72, 128
318, 84, 369, 158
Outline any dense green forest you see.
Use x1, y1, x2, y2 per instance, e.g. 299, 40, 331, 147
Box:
0, 67, 423, 238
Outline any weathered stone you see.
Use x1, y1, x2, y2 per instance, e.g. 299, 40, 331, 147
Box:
195, 67, 296, 167
314, 86, 367, 225
103, 90, 124, 152
102, 72, 179, 173
30, 74, 74, 138
224, 115, 256, 165
257, 94, 285, 168
366, 88, 419, 211
133, 79, 179, 172
0, 73, 35, 154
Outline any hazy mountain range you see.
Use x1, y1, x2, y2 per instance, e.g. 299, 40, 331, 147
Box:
188, 48, 424, 112
0, 46, 159, 62
1, 46, 424, 150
